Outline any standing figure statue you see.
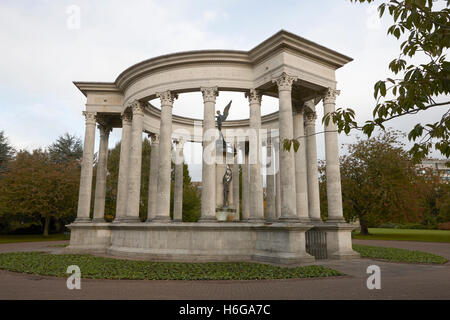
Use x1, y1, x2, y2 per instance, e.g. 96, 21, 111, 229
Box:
216, 100, 233, 208
222, 165, 232, 208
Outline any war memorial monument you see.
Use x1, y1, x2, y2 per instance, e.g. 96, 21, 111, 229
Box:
67, 30, 360, 264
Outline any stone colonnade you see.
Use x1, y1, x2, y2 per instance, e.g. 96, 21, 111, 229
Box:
75, 73, 344, 225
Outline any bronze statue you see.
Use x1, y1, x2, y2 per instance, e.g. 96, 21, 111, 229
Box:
222, 165, 232, 208
216, 100, 233, 208
216, 100, 232, 133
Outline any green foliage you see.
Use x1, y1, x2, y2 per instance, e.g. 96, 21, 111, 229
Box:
0, 131, 15, 174
329, 130, 424, 234
48, 133, 83, 163
353, 244, 448, 264
324, 0, 450, 160
0, 252, 343, 280
0, 150, 80, 236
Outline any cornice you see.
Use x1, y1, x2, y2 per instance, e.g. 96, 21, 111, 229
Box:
74, 30, 353, 97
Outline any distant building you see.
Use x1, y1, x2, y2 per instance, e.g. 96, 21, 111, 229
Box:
416, 159, 450, 182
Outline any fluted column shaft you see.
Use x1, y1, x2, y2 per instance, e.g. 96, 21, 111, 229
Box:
273, 73, 298, 220
147, 134, 160, 221
266, 136, 276, 221
200, 87, 218, 221
293, 107, 309, 222
241, 148, 250, 221
173, 139, 184, 222
115, 112, 132, 222
323, 88, 345, 222
76, 111, 97, 222
124, 101, 145, 222
155, 91, 177, 221
232, 149, 240, 221
305, 110, 321, 221
247, 89, 264, 221
93, 124, 111, 222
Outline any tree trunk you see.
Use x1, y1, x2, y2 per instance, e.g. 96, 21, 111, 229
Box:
359, 216, 370, 235
43, 216, 50, 237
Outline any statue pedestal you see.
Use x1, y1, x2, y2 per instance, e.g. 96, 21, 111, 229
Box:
215, 207, 237, 222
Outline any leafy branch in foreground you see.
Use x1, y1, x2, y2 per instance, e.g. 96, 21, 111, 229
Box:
323, 0, 450, 160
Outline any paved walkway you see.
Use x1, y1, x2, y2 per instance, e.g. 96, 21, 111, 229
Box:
0, 240, 449, 299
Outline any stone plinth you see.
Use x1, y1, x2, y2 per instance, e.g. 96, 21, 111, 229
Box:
314, 222, 360, 260
66, 222, 315, 265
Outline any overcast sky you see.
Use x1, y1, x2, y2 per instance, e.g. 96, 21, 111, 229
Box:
0, 0, 446, 181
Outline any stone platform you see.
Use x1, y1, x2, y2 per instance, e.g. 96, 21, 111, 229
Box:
66, 221, 359, 264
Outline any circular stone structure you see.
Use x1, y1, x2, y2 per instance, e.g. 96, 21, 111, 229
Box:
67, 30, 360, 264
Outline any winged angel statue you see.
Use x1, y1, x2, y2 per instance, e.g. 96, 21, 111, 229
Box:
216, 100, 233, 207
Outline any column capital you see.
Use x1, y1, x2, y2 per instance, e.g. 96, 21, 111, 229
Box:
323, 88, 341, 104
121, 110, 133, 125
98, 124, 112, 137
82, 111, 97, 125
174, 137, 185, 148
200, 86, 219, 103
127, 100, 145, 115
246, 89, 262, 105
148, 133, 160, 145
156, 90, 178, 106
273, 72, 297, 92
304, 111, 317, 124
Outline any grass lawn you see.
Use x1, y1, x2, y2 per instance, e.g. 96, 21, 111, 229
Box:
0, 234, 68, 244
0, 252, 344, 280
353, 228, 450, 243
353, 244, 448, 264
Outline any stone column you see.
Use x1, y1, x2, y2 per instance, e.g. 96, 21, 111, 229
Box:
246, 89, 264, 222
154, 91, 177, 221
173, 138, 184, 222
92, 123, 112, 222
274, 138, 281, 218
232, 148, 240, 221
124, 101, 145, 222
305, 108, 321, 221
273, 72, 298, 221
200, 87, 218, 221
146, 133, 159, 222
323, 88, 345, 222
75, 111, 97, 222
114, 111, 132, 222
241, 144, 250, 221
276, 169, 281, 218
293, 106, 309, 222
265, 136, 276, 221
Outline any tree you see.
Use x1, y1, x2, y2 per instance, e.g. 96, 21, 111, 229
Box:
48, 133, 83, 163
328, 130, 424, 234
324, 0, 450, 160
416, 167, 450, 228
0, 150, 80, 236
0, 131, 14, 173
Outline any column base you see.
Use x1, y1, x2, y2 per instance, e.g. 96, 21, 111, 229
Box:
198, 216, 217, 222
153, 216, 172, 222
248, 217, 265, 223
278, 215, 300, 222
74, 217, 91, 223
92, 218, 106, 223
326, 218, 346, 223
120, 217, 141, 223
